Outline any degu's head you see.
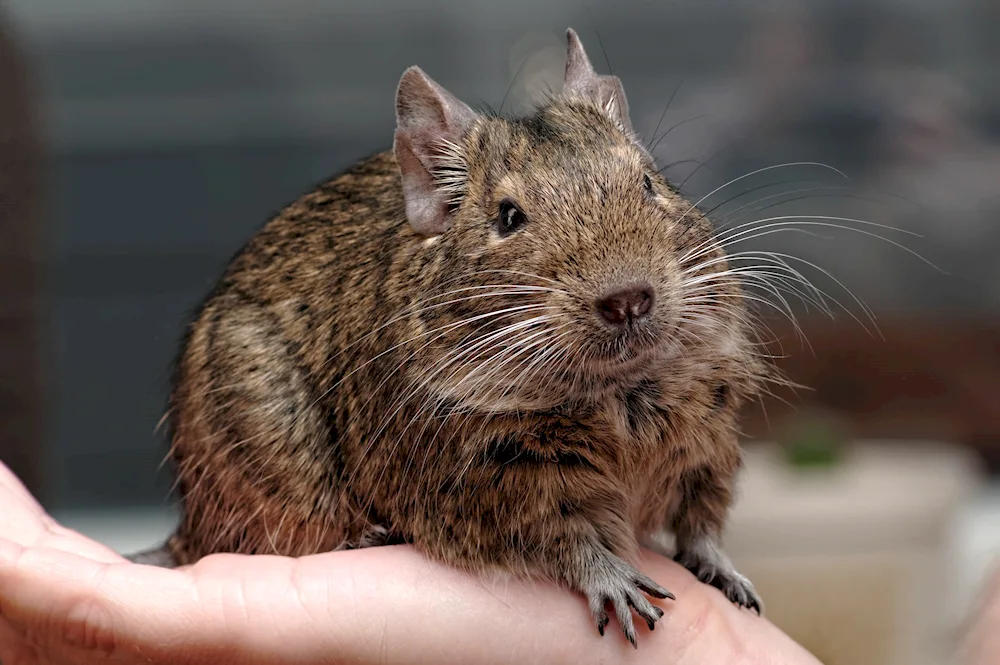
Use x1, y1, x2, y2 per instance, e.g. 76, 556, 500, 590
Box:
393, 29, 758, 410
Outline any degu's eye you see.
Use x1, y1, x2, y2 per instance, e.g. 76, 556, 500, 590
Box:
643, 173, 654, 194
497, 198, 528, 237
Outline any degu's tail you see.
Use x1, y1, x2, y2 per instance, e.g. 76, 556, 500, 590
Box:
124, 536, 181, 568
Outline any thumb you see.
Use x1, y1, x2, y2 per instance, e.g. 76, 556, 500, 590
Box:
0, 537, 372, 665
0, 537, 613, 665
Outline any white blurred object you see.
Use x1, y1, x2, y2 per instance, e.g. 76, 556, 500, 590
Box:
726, 440, 983, 665
56, 505, 179, 556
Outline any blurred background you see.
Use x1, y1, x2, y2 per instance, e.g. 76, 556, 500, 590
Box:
0, 0, 998, 663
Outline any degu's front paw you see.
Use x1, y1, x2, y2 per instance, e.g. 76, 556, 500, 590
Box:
674, 538, 763, 615
582, 551, 675, 648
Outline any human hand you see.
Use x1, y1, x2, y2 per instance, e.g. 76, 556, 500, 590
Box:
958, 562, 1000, 665
0, 462, 821, 665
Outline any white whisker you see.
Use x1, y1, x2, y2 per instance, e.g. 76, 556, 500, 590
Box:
678, 162, 850, 226
681, 215, 927, 270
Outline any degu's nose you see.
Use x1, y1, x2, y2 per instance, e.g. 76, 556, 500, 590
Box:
595, 284, 655, 327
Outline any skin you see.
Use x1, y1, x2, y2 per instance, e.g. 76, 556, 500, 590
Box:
0, 462, 823, 665
958, 564, 1000, 665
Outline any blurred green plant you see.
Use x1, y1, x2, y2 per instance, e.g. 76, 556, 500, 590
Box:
777, 409, 848, 469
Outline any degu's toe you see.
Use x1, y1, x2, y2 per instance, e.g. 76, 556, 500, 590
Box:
739, 585, 764, 615
721, 577, 749, 606
635, 571, 674, 600
674, 541, 762, 615
720, 572, 762, 612
717, 572, 763, 615
594, 608, 610, 636
583, 551, 674, 645
627, 589, 661, 629
612, 596, 639, 648
585, 567, 669, 645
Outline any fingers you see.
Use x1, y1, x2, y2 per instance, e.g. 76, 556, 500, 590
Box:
0, 460, 56, 544
0, 539, 412, 665
0, 540, 654, 665
957, 564, 1000, 665
42, 527, 129, 565
0, 537, 822, 665
0, 461, 126, 564
0, 539, 364, 665
0, 460, 46, 511
0, 538, 199, 665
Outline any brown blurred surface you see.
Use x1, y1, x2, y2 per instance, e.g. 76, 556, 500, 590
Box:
742, 315, 1000, 470
0, 10, 46, 501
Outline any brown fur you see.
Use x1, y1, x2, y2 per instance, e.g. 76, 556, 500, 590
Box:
145, 29, 773, 645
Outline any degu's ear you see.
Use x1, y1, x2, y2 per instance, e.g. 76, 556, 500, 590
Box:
562, 28, 634, 137
393, 66, 478, 236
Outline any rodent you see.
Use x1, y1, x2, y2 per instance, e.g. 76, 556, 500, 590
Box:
128, 28, 769, 647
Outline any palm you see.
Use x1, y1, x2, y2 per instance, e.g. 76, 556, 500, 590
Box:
0, 463, 820, 665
